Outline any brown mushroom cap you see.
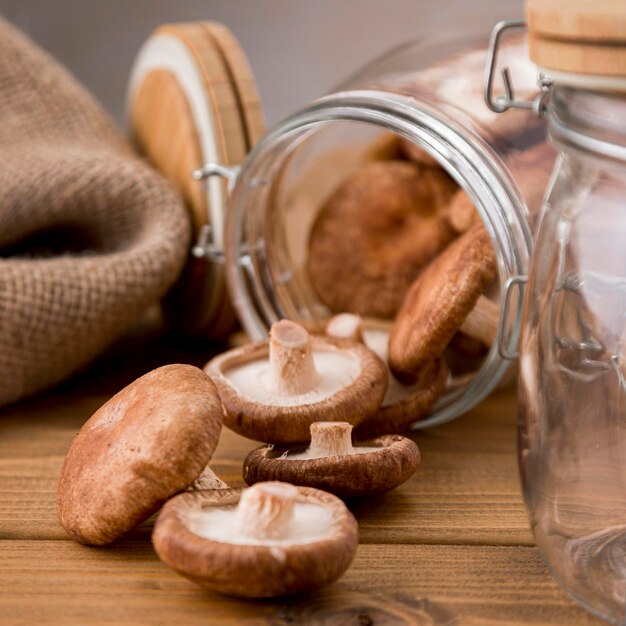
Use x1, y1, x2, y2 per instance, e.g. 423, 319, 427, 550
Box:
307, 160, 458, 318
205, 321, 388, 444
244, 423, 420, 499
57, 364, 223, 545
152, 483, 358, 598
389, 225, 498, 383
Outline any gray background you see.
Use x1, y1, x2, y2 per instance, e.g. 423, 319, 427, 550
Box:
0, 0, 523, 129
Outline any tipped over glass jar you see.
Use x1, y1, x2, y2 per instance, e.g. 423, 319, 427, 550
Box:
128, 18, 551, 429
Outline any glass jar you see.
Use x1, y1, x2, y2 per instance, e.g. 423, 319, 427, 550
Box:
517, 57, 626, 626
512, 0, 626, 621
128, 20, 551, 428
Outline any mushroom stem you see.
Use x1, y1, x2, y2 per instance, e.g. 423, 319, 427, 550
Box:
190, 466, 228, 491
459, 295, 500, 347
326, 314, 364, 343
309, 422, 354, 458
234, 482, 298, 541
445, 189, 480, 234
267, 320, 321, 396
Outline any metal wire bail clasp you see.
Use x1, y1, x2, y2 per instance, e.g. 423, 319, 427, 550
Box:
193, 163, 240, 189
483, 19, 552, 117
191, 163, 241, 261
498, 275, 528, 361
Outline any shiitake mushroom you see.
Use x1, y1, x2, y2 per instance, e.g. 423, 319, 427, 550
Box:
57, 364, 223, 545
205, 320, 388, 443
152, 482, 358, 598
244, 422, 421, 498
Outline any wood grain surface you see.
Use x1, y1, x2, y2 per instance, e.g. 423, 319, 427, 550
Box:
0, 317, 605, 625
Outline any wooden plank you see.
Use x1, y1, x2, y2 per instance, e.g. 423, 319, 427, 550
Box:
0, 319, 603, 624
0, 316, 531, 545
0, 455, 244, 542
0, 387, 531, 545
0, 541, 604, 626
0, 444, 530, 545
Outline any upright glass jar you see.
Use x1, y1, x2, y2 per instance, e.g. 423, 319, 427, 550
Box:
515, 1, 626, 622
128, 19, 551, 428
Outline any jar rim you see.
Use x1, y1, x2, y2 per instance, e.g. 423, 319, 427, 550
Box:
226, 89, 533, 427
548, 86, 626, 162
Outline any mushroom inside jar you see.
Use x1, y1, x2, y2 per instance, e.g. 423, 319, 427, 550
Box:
297, 118, 521, 398
388, 224, 498, 384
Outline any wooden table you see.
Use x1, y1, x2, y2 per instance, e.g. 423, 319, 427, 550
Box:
0, 321, 606, 626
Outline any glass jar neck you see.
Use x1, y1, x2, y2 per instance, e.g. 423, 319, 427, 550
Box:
547, 87, 626, 161
226, 90, 533, 426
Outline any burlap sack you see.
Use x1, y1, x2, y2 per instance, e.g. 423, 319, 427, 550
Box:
0, 18, 191, 407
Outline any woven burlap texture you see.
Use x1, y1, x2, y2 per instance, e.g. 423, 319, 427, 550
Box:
0, 18, 191, 407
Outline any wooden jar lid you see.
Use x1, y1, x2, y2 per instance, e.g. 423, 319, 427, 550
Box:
526, 0, 626, 78
128, 22, 265, 338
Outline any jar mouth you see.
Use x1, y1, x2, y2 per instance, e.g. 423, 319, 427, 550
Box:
226, 90, 532, 427
548, 87, 626, 162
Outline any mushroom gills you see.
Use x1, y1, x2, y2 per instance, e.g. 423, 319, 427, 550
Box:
283, 422, 381, 460
243, 428, 421, 498
223, 350, 361, 407
284, 446, 381, 460
185, 483, 335, 546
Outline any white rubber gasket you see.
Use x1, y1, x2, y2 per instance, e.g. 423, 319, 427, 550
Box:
127, 33, 225, 248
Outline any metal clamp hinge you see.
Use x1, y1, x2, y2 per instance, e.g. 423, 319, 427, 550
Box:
498, 275, 528, 361
192, 163, 241, 189
484, 19, 552, 117
192, 224, 225, 263
190, 162, 241, 262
